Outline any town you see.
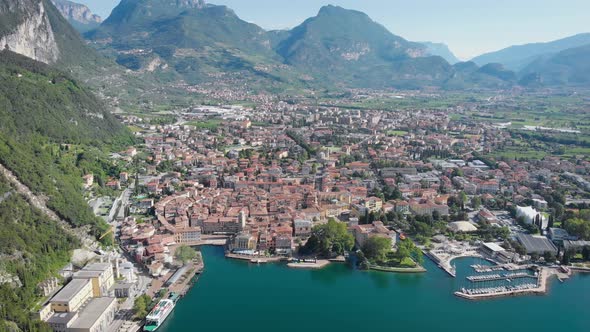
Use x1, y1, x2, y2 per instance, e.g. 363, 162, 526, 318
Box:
30, 92, 590, 331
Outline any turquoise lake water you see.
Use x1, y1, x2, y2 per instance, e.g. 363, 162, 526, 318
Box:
159, 246, 590, 332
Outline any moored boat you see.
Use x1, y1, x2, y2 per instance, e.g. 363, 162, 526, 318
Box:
144, 298, 175, 331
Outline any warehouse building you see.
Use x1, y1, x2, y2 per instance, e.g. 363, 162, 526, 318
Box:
517, 233, 558, 255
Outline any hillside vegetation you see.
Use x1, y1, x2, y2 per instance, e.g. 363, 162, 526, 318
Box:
0, 51, 133, 240
0, 174, 78, 331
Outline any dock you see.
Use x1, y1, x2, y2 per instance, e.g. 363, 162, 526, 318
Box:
287, 260, 331, 269
471, 263, 528, 273
168, 252, 205, 297
424, 251, 456, 277
466, 272, 535, 282
455, 268, 548, 300
225, 253, 286, 263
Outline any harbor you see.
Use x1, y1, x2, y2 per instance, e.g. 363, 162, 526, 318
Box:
156, 247, 590, 332
455, 268, 549, 300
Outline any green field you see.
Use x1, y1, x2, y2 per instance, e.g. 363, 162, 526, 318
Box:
186, 119, 223, 130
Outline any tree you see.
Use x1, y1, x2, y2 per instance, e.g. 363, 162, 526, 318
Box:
451, 168, 463, 178
543, 251, 556, 264
472, 196, 482, 209
133, 294, 152, 318
395, 239, 424, 266
301, 219, 354, 257
175, 245, 197, 264
564, 218, 590, 240
562, 249, 575, 265
459, 192, 467, 210
362, 236, 392, 263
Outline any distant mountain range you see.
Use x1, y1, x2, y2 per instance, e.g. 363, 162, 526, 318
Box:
51, 0, 102, 33
3, 0, 590, 90
273, 5, 454, 88
472, 33, 590, 71
520, 44, 590, 86
82, 1, 518, 89
420, 42, 460, 64
84, 0, 306, 89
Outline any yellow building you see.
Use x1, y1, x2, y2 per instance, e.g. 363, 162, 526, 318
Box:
50, 279, 93, 313
73, 263, 115, 297
233, 232, 257, 251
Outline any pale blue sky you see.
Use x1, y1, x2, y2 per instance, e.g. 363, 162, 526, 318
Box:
76, 0, 590, 60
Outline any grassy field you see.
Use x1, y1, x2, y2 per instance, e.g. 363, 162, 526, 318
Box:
186, 119, 223, 130
490, 149, 548, 160
127, 125, 143, 133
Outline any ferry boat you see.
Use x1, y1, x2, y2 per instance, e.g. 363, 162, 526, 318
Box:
144, 294, 178, 331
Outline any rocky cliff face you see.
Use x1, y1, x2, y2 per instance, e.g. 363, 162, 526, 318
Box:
51, 0, 102, 25
0, 0, 60, 64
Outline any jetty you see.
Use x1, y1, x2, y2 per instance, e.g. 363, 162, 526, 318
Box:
471, 263, 528, 273
287, 259, 331, 269
455, 268, 549, 300
466, 272, 534, 282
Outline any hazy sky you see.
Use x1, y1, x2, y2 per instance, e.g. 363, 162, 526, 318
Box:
76, 0, 590, 60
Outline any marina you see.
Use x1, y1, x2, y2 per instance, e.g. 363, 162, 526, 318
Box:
466, 272, 536, 282
157, 247, 590, 332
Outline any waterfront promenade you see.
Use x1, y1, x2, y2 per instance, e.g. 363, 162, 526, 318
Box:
287, 260, 330, 269
225, 252, 286, 263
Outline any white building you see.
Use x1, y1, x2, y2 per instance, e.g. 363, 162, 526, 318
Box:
516, 206, 547, 229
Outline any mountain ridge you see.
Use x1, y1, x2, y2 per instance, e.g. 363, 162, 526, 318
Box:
51, 0, 102, 33
472, 33, 590, 71
420, 41, 460, 64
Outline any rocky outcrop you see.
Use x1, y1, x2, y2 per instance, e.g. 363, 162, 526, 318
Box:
51, 0, 102, 25
175, 0, 207, 8
0, 0, 59, 64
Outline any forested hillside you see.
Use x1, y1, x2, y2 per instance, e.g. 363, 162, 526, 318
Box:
0, 174, 78, 331
0, 51, 133, 240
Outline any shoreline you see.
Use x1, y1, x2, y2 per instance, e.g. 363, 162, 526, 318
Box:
287, 260, 331, 269
369, 264, 427, 273
224, 252, 286, 263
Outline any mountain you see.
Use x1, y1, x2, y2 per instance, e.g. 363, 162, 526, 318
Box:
0, 0, 109, 71
51, 0, 102, 33
274, 5, 458, 88
0, 49, 132, 331
85, 0, 303, 87
443, 61, 516, 90
472, 33, 590, 71
0, 171, 78, 332
421, 41, 460, 64
0, 0, 60, 64
520, 44, 590, 86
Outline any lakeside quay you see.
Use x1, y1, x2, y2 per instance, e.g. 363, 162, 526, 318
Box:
287, 260, 331, 269
369, 264, 427, 273
225, 252, 286, 263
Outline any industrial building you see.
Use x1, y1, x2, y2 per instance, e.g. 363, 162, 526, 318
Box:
516, 233, 558, 255
72, 262, 114, 297
50, 279, 93, 313
47, 297, 116, 332
44, 261, 119, 332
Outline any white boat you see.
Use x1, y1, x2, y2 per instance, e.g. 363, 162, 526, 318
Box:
144, 298, 175, 331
